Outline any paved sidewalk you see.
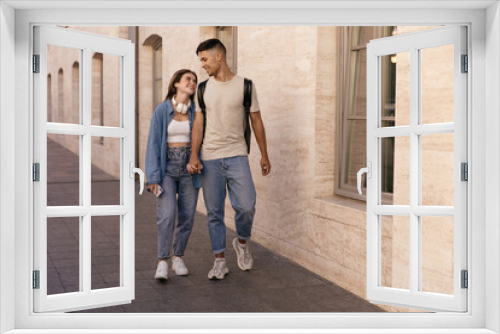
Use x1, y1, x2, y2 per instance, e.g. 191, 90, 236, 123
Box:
47, 138, 384, 313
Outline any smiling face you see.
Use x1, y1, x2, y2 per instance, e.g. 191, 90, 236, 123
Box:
198, 50, 221, 77
174, 72, 197, 96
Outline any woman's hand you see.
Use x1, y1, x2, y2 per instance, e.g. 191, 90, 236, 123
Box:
148, 184, 159, 195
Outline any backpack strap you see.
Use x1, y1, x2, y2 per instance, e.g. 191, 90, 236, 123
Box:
197, 80, 208, 141
243, 78, 252, 154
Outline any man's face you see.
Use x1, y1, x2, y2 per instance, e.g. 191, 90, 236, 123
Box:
198, 50, 219, 77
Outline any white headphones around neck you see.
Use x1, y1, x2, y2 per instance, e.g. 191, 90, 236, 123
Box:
172, 96, 189, 114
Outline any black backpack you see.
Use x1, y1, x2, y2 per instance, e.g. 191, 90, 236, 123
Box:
197, 78, 253, 154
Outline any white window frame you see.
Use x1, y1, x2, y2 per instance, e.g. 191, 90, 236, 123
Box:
365, 25, 467, 312
33, 25, 136, 313
0, 1, 498, 333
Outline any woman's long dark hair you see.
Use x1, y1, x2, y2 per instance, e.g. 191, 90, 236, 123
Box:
164, 69, 198, 102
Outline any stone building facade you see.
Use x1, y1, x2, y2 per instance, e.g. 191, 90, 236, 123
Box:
45, 25, 454, 312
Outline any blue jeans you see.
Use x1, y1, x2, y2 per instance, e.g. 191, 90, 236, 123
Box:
157, 146, 199, 260
201, 156, 256, 254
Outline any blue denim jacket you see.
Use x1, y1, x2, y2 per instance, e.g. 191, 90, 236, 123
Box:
145, 99, 201, 188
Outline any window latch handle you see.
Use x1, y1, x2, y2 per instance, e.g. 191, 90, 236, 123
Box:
129, 162, 145, 195
357, 162, 371, 195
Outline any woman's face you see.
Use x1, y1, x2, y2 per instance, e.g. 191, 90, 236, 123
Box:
175, 73, 197, 96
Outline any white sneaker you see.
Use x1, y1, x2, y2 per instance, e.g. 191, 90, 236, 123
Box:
208, 258, 229, 280
172, 257, 189, 276
155, 261, 168, 280
233, 238, 253, 271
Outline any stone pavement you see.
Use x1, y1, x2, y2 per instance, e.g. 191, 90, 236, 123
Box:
46, 138, 384, 313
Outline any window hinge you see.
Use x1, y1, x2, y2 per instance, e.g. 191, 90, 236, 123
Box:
33, 270, 40, 289
461, 54, 468, 73
461, 270, 468, 289
33, 54, 40, 73
33, 163, 40, 182
461, 162, 468, 181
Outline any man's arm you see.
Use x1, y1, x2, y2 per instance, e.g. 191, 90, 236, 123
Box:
188, 111, 204, 174
249, 111, 271, 176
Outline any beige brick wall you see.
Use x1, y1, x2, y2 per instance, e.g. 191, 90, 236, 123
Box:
228, 26, 318, 257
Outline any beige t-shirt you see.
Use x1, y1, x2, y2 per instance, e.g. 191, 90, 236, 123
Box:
196, 75, 260, 160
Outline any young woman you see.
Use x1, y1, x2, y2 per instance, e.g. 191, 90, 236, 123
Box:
145, 69, 201, 281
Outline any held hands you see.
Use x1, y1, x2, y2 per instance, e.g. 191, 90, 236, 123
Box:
186, 156, 269, 175
261, 156, 271, 176
187, 158, 203, 175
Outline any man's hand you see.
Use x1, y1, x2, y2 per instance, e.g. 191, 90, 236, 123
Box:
148, 184, 159, 194
187, 158, 203, 175
261, 156, 271, 176
250, 112, 271, 177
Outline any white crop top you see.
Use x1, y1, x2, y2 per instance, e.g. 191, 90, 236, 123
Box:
167, 119, 190, 143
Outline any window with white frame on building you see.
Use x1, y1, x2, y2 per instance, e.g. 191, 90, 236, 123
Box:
337, 26, 395, 202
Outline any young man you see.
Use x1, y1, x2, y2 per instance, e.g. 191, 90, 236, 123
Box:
188, 39, 271, 280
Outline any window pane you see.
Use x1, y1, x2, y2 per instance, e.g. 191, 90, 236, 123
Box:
380, 215, 410, 290
155, 79, 163, 108
347, 48, 367, 117
421, 133, 454, 206
350, 26, 373, 46
381, 51, 410, 127
343, 120, 366, 188
47, 44, 81, 124
382, 136, 410, 204
421, 216, 454, 295
154, 45, 162, 78
47, 134, 80, 206
91, 216, 121, 290
154, 44, 163, 107
47, 217, 80, 295
91, 137, 121, 206
91, 52, 121, 128
421, 44, 454, 124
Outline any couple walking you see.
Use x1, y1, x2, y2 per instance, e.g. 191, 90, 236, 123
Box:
145, 38, 271, 281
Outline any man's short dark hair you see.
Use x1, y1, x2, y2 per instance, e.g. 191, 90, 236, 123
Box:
196, 38, 227, 57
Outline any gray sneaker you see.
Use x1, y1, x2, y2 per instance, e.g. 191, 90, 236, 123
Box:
208, 258, 229, 280
172, 257, 189, 276
233, 238, 253, 271
155, 261, 168, 280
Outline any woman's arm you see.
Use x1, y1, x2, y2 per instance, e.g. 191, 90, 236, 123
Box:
188, 112, 204, 174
